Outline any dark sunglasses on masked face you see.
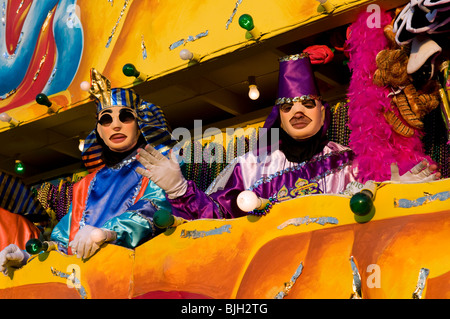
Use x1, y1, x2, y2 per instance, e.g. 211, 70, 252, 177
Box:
97, 108, 137, 127
279, 99, 317, 113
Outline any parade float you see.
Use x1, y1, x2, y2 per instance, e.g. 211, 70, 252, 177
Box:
0, 0, 449, 299
0, 178, 450, 299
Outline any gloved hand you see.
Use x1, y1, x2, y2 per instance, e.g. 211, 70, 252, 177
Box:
69, 225, 116, 260
136, 145, 188, 199
390, 160, 441, 183
0, 244, 29, 276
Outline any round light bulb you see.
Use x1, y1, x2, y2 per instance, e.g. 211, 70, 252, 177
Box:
237, 190, 260, 212
80, 81, 91, 91
90, 228, 107, 243
25, 238, 43, 255
350, 192, 373, 216
0, 113, 12, 123
78, 139, 85, 152
238, 14, 255, 31
122, 63, 140, 77
15, 160, 25, 174
36, 93, 52, 107
153, 209, 175, 228
248, 84, 260, 100
179, 49, 194, 61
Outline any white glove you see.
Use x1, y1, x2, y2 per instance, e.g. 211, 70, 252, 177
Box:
390, 160, 441, 183
69, 225, 116, 260
0, 244, 29, 276
136, 145, 188, 199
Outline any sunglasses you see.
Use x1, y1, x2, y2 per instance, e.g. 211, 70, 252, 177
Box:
280, 99, 317, 113
97, 109, 136, 127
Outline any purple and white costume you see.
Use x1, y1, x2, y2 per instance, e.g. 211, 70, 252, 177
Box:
169, 53, 359, 219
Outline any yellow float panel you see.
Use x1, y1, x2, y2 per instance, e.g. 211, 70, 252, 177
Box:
1, 178, 449, 299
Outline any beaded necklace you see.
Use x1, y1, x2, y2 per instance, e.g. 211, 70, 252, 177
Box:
247, 197, 279, 216
36, 181, 73, 222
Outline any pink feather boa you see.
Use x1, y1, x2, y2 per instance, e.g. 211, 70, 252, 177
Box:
346, 9, 432, 183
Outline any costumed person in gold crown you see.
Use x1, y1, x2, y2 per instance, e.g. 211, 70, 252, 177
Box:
135, 46, 441, 220
0, 68, 178, 275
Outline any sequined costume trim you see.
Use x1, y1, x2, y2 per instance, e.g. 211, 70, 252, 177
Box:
275, 95, 322, 105
249, 150, 352, 191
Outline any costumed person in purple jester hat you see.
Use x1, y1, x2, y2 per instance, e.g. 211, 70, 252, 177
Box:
135, 47, 441, 220
0, 68, 178, 276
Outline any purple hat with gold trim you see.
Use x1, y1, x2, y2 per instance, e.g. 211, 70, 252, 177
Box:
275, 53, 322, 106
264, 50, 331, 131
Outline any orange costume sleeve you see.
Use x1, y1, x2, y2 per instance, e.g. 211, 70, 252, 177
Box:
0, 207, 41, 251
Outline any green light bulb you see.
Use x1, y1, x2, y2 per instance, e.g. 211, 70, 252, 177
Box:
25, 238, 43, 255
14, 160, 25, 174
153, 209, 175, 229
238, 14, 255, 31
122, 63, 140, 78
35, 93, 52, 107
349, 192, 373, 216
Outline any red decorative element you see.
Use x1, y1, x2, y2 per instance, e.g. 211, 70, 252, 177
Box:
5, 0, 33, 55
0, 2, 57, 113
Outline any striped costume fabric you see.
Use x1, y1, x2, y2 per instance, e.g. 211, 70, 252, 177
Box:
0, 171, 48, 222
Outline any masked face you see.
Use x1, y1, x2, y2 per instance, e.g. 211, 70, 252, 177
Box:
279, 99, 325, 140
96, 106, 140, 152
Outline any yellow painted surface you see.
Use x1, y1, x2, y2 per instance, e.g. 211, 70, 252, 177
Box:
0, 242, 134, 299
1, 178, 449, 299
0, 0, 376, 129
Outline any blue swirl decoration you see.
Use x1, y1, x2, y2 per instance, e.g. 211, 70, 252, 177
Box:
0, 0, 83, 104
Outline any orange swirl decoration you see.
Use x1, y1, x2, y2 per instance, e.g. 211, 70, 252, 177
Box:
0, 0, 83, 112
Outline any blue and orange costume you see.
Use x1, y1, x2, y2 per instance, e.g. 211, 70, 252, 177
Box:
51, 68, 178, 253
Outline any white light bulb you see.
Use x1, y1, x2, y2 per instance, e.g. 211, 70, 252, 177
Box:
237, 190, 260, 212
78, 139, 85, 152
179, 49, 194, 61
0, 112, 12, 123
80, 81, 91, 91
90, 228, 107, 243
248, 84, 260, 100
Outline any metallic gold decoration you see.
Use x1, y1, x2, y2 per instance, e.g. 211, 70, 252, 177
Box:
88, 68, 112, 107
277, 216, 338, 230
438, 61, 450, 141
394, 191, 450, 208
180, 224, 231, 239
274, 261, 303, 299
350, 256, 362, 299
225, 0, 243, 30
169, 30, 208, 50
33, 54, 47, 81
51, 267, 87, 299
106, 0, 130, 48
412, 268, 429, 299
16, 1, 25, 14
275, 95, 322, 105
141, 35, 147, 60
0, 89, 17, 100
278, 53, 309, 62
1, 2, 6, 26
